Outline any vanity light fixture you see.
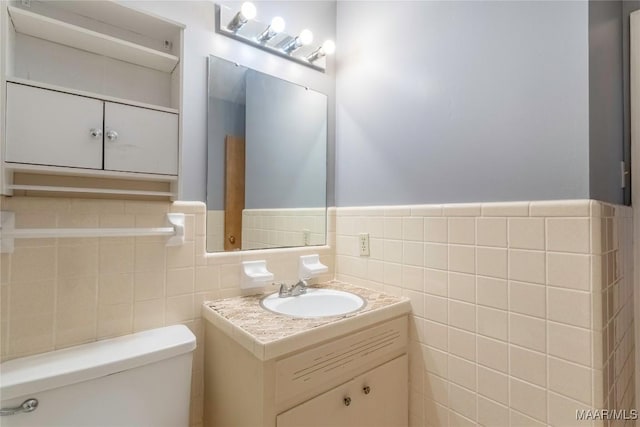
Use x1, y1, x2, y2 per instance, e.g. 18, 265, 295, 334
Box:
280, 29, 313, 55
215, 3, 332, 72
256, 16, 285, 43
306, 40, 336, 63
226, 1, 256, 33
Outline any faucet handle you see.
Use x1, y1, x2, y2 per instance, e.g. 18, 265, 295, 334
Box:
279, 282, 290, 292
278, 282, 292, 297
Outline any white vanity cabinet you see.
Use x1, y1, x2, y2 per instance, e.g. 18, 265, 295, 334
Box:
6, 83, 178, 175
203, 315, 409, 427
276, 355, 408, 427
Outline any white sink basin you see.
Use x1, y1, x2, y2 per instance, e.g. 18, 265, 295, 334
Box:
260, 288, 366, 318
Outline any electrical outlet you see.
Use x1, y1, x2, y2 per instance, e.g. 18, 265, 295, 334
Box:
359, 233, 370, 256
303, 229, 310, 246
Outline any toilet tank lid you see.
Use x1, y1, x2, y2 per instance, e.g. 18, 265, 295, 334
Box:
0, 325, 196, 401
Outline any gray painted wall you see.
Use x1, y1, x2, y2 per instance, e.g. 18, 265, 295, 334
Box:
206, 97, 245, 210
622, 1, 640, 205
589, 0, 624, 205
130, 1, 336, 204
245, 71, 327, 209
335, 1, 591, 206
136, 1, 626, 208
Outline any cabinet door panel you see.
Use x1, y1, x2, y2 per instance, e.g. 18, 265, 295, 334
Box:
277, 381, 353, 427
277, 355, 408, 427
6, 83, 103, 169
355, 354, 408, 427
104, 102, 178, 175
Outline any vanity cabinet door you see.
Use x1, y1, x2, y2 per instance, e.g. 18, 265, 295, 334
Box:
276, 380, 353, 427
5, 83, 103, 169
354, 354, 408, 427
276, 355, 408, 427
103, 102, 178, 175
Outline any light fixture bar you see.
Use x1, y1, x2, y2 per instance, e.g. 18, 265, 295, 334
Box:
215, 3, 328, 72
306, 47, 324, 63
280, 37, 302, 54
256, 26, 277, 43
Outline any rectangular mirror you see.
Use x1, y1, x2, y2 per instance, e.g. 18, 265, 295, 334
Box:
206, 55, 327, 252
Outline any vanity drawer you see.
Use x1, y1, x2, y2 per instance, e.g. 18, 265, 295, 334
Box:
275, 316, 408, 407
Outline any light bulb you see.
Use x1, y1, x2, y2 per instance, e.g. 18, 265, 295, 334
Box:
299, 29, 314, 45
322, 40, 336, 55
271, 16, 286, 33
227, 1, 257, 32
240, 2, 257, 20
257, 16, 286, 43
281, 29, 314, 54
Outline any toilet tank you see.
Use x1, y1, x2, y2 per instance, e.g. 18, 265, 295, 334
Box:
0, 325, 196, 427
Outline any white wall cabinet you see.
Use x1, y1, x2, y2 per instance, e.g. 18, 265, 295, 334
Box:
1, 1, 184, 198
276, 355, 408, 427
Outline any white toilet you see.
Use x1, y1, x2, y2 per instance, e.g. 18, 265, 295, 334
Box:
0, 325, 196, 427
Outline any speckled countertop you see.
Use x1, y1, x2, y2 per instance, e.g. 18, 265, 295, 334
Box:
202, 281, 411, 361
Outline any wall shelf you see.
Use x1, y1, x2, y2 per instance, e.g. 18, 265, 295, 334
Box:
6, 165, 178, 200
7, 185, 175, 198
8, 6, 179, 73
5, 163, 179, 182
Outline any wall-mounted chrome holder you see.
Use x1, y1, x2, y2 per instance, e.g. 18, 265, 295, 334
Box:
0, 211, 185, 254
215, 4, 326, 72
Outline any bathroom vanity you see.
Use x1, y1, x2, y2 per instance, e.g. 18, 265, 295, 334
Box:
202, 282, 411, 427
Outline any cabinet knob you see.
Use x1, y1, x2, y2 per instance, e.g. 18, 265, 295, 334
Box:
106, 130, 119, 141
89, 128, 102, 139
343, 397, 351, 407
363, 386, 371, 395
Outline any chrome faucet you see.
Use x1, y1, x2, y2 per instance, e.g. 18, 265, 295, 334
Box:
278, 279, 308, 298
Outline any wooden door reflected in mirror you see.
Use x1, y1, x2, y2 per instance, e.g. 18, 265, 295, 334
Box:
224, 135, 245, 251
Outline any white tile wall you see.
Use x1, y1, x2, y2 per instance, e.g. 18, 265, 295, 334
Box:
334, 200, 634, 427
211, 208, 326, 252
0, 196, 334, 427
599, 205, 635, 425
241, 208, 326, 249
205, 210, 224, 252
0, 196, 633, 427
